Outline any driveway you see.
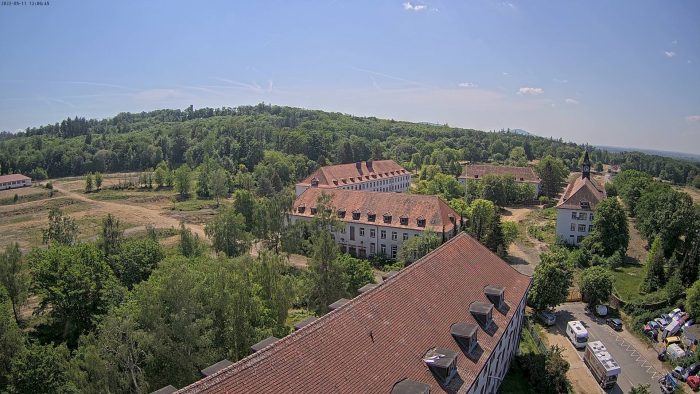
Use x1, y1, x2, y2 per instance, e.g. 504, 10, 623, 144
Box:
547, 302, 669, 394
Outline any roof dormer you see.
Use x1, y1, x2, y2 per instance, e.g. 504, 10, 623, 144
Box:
422, 347, 458, 385
383, 212, 392, 224
451, 322, 478, 354
470, 301, 493, 328
484, 285, 505, 310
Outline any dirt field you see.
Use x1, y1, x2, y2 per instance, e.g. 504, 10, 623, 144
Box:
501, 206, 551, 275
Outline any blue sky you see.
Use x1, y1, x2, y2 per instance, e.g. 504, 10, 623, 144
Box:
1, 0, 699, 153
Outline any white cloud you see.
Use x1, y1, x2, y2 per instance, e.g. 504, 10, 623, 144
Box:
671, 40, 678, 45
501, 2, 516, 9
458, 82, 478, 88
517, 87, 544, 96
554, 78, 569, 83
403, 2, 427, 11
502, 72, 510, 76
565, 98, 579, 105
686, 115, 700, 123
664, 51, 676, 58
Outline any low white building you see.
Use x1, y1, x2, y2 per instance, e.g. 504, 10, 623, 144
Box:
290, 188, 459, 259
555, 152, 605, 245
0, 174, 32, 191
295, 160, 411, 197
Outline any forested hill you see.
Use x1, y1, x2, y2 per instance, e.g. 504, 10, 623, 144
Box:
1, 103, 698, 186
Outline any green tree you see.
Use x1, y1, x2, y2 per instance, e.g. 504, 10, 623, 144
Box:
173, 164, 192, 198
111, 238, 164, 289
205, 206, 253, 257
94, 172, 103, 190
179, 223, 204, 258
337, 254, 375, 295
233, 189, 257, 232
465, 199, 497, 242
628, 384, 651, 394
397, 230, 441, 265
508, 147, 528, 166
85, 173, 94, 193
153, 161, 169, 188
252, 251, 293, 328
528, 259, 573, 310
9, 342, 78, 394
634, 186, 693, 255
583, 197, 629, 257
535, 156, 568, 197
614, 170, 652, 215
42, 207, 78, 245
99, 213, 123, 258
640, 237, 666, 293
0, 243, 29, 324
686, 280, 700, 318
0, 296, 24, 388
210, 167, 229, 207
578, 266, 613, 306
594, 162, 604, 172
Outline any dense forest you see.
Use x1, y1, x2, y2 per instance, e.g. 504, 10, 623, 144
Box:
1, 103, 699, 187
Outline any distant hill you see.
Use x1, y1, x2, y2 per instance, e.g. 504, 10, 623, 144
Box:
493, 128, 534, 136
598, 145, 700, 163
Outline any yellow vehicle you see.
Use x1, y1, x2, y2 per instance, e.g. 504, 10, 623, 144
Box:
664, 336, 682, 346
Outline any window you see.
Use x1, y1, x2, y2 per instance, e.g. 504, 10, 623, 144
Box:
368, 213, 376, 222
380, 230, 386, 239
571, 212, 577, 219
340, 227, 345, 234
589, 213, 594, 221
383, 214, 392, 224
577, 235, 584, 243
570, 223, 576, 231
391, 245, 398, 259
403, 233, 409, 240
310, 207, 317, 215
417, 218, 426, 227
589, 225, 594, 232
578, 224, 586, 232
380, 244, 386, 255
400, 216, 408, 225
578, 212, 587, 220
370, 229, 376, 238
370, 243, 376, 255
359, 227, 365, 237
349, 226, 355, 241
391, 231, 397, 241
352, 211, 360, 220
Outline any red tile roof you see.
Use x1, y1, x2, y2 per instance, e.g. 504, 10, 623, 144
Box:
177, 233, 531, 394
556, 176, 605, 210
458, 165, 540, 184
292, 188, 459, 233
297, 160, 409, 188
0, 174, 30, 183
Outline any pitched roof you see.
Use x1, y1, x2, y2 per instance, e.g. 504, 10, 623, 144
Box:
177, 233, 531, 394
292, 188, 459, 233
555, 176, 605, 210
458, 165, 540, 184
297, 160, 409, 188
0, 174, 31, 183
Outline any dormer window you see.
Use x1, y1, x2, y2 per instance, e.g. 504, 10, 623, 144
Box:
580, 201, 590, 210
451, 322, 478, 354
383, 213, 392, 224
474, 175, 479, 179
352, 210, 361, 220
520, 177, 524, 181
422, 347, 458, 385
310, 207, 317, 215
297, 204, 306, 214
484, 285, 505, 309
470, 301, 493, 328
310, 178, 319, 187
400, 215, 408, 226
368, 212, 376, 222
417, 216, 426, 227
337, 208, 346, 218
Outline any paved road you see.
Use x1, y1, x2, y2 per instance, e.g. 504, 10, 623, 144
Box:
553, 303, 666, 394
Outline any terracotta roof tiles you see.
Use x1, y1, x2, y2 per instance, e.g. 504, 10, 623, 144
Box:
298, 160, 408, 188
459, 165, 540, 184
556, 176, 605, 210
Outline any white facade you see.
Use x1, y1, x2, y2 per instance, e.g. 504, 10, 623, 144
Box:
295, 174, 411, 197
0, 177, 32, 191
467, 291, 528, 394
555, 208, 595, 245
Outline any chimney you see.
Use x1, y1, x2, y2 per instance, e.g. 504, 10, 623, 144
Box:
470, 301, 493, 328
422, 347, 458, 385
484, 285, 505, 309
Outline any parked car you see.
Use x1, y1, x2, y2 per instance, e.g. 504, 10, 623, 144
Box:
667, 344, 687, 361
665, 336, 682, 347
687, 375, 700, 391
647, 329, 660, 342
682, 363, 700, 381
658, 315, 672, 326
607, 318, 623, 331
672, 366, 686, 381
537, 310, 556, 326
648, 320, 661, 331
595, 304, 608, 317
669, 308, 682, 319
656, 317, 670, 328
684, 319, 694, 329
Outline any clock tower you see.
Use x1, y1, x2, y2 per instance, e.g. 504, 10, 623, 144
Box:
582, 151, 591, 179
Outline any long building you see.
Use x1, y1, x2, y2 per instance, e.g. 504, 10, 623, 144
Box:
177, 232, 531, 394
0, 174, 32, 191
290, 188, 460, 259
555, 152, 605, 245
458, 164, 541, 198
295, 160, 411, 196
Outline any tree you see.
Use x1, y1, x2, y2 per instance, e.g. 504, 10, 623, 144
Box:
0, 243, 29, 324
594, 162, 604, 172
614, 170, 652, 215
535, 156, 568, 197
153, 161, 169, 188
85, 173, 94, 193
640, 237, 666, 293
205, 206, 253, 257
686, 280, 700, 319
337, 254, 375, 295
42, 207, 78, 245
397, 230, 441, 265
94, 172, 103, 190
484, 214, 506, 256
634, 186, 693, 255
111, 238, 164, 289
9, 342, 78, 394
233, 190, 257, 232
252, 251, 293, 328
578, 266, 613, 306
508, 147, 528, 166
99, 213, 123, 258
528, 259, 573, 310
628, 384, 651, 394
179, 223, 204, 258
465, 199, 498, 243
210, 168, 229, 206
0, 296, 24, 388
583, 198, 629, 257
173, 164, 192, 198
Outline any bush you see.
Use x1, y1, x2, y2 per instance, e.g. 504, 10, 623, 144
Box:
45, 182, 53, 190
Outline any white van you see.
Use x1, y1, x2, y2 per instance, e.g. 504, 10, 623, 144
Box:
567, 321, 589, 349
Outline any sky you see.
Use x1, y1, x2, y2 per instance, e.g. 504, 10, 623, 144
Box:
0, 0, 699, 154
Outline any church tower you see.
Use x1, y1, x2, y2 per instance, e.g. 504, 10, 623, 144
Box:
582, 151, 591, 179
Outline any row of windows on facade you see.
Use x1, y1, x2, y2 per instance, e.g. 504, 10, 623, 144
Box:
338, 181, 410, 192
570, 223, 594, 233
1, 180, 28, 186
339, 242, 398, 258
337, 226, 417, 241
571, 211, 594, 221
313, 174, 410, 187
297, 206, 430, 227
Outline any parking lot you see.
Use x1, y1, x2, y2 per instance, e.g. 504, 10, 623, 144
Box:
547, 302, 669, 394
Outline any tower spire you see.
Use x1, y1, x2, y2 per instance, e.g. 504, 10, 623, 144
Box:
582, 151, 591, 179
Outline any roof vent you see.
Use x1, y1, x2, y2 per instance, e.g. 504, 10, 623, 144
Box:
294, 316, 318, 331
328, 298, 350, 311
470, 302, 493, 328
451, 322, 478, 354
422, 347, 458, 385
484, 285, 505, 309
200, 359, 233, 377
382, 271, 398, 280
150, 385, 178, 394
391, 379, 430, 394
250, 336, 279, 353
358, 283, 378, 293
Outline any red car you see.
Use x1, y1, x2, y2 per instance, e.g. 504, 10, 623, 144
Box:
687, 375, 700, 391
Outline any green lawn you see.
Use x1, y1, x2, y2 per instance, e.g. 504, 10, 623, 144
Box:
171, 198, 224, 211
611, 261, 667, 303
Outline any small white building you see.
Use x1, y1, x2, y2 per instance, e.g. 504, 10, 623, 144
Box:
555, 152, 605, 245
458, 164, 541, 199
295, 160, 411, 197
0, 174, 32, 191
290, 188, 459, 259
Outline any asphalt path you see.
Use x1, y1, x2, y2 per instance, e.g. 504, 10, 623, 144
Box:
554, 302, 664, 394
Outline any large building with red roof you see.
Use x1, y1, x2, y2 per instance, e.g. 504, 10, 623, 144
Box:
291, 188, 460, 259
555, 152, 605, 245
0, 174, 31, 191
176, 232, 531, 394
295, 160, 411, 197
458, 164, 541, 198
